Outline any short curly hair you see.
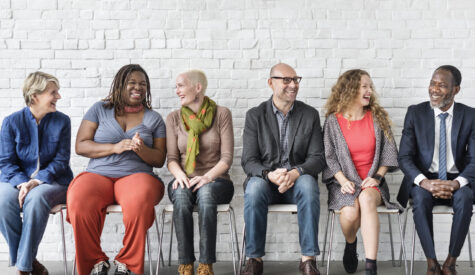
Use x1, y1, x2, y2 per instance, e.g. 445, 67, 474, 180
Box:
23, 71, 60, 106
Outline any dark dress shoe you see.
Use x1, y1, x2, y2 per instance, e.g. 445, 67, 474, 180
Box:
241, 258, 263, 275
32, 259, 48, 275
442, 256, 457, 275
299, 259, 320, 275
427, 258, 442, 275
442, 264, 457, 275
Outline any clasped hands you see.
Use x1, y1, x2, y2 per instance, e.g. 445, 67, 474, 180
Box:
340, 177, 380, 194
114, 132, 144, 154
268, 168, 300, 193
172, 174, 213, 192
17, 179, 40, 208
420, 179, 460, 199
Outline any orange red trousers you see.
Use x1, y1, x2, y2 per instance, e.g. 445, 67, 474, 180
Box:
66, 172, 164, 275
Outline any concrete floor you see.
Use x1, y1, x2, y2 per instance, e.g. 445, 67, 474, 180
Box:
1, 261, 474, 275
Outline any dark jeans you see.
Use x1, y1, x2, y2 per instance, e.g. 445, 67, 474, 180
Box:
167, 178, 234, 264
411, 185, 473, 259
244, 175, 320, 258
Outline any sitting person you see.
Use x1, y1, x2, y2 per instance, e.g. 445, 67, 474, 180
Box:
166, 70, 234, 275
397, 65, 475, 275
322, 69, 401, 275
67, 64, 166, 275
0, 71, 73, 275
241, 63, 325, 275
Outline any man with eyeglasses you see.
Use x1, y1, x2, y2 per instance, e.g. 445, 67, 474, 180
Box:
241, 63, 325, 275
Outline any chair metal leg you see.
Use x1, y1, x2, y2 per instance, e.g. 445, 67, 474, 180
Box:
239, 224, 246, 274
146, 231, 153, 275
157, 209, 166, 275
326, 211, 336, 275
399, 207, 409, 266
468, 229, 473, 268
227, 209, 238, 275
155, 210, 163, 275
387, 214, 395, 267
230, 207, 240, 266
59, 209, 68, 275
72, 257, 76, 275
410, 221, 416, 275
168, 211, 174, 267
321, 210, 331, 267
397, 213, 408, 275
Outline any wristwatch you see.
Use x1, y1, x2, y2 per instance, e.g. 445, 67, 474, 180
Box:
262, 169, 271, 181
373, 174, 383, 183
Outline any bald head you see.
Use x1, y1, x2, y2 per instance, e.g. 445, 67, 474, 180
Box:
270, 63, 296, 77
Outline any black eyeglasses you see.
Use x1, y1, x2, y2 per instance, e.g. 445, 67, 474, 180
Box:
271, 76, 302, 84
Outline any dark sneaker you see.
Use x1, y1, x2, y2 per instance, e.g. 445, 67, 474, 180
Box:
343, 238, 358, 273
299, 259, 320, 275
114, 260, 131, 275
92, 260, 110, 275
241, 258, 263, 275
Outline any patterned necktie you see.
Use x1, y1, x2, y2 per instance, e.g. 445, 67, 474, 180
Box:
438, 113, 449, 180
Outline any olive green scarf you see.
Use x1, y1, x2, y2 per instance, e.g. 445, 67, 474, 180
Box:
181, 96, 217, 175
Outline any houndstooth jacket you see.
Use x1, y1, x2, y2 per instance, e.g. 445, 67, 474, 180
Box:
322, 113, 403, 211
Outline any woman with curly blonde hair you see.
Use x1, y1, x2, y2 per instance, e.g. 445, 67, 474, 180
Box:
322, 69, 402, 275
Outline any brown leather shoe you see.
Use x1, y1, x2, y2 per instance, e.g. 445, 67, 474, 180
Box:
31, 259, 48, 275
426, 258, 442, 275
299, 259, 320, 275
442, 256, 457, 275
241, 258, 263, 275
16, 270, 29, 275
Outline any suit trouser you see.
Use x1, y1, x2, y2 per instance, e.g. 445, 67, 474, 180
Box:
411, 184, 473, 259
66, 172, 164, 275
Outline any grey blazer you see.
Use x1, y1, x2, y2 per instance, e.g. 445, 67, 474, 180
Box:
241, 97, 326, 188
322, 113, 402, 211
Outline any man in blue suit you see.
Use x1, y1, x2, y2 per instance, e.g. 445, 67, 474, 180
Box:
397, 65, 475, 275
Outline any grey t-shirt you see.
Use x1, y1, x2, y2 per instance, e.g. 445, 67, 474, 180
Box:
84, 101, 166, 178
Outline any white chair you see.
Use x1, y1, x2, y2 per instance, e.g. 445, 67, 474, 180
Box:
68, 204, 161, 275
158, 204, 239, 275
321, 205, 408, 275
405, 204, 474, 275
239, 204, 311, 274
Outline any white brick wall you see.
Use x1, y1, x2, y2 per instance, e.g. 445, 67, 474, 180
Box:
0, 0, 474, 263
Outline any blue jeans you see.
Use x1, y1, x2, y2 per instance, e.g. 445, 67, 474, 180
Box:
0, 181, 67, 272
167, 178, 234, 264
244, 175, 320, 258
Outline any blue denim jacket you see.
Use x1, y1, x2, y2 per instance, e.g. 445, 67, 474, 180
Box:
0, 107, 73, 187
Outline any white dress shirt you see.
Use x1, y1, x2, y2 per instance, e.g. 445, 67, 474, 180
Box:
414, 102, 468, 187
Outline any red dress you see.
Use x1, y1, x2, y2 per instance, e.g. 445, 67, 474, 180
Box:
337, 111, 376, 180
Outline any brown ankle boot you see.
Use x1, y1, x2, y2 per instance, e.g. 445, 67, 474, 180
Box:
442, 255, 457, 275
178, 263, 194, 275
31, 259, 48, 275
426, 258, 442, 275
197, 263, 214, 275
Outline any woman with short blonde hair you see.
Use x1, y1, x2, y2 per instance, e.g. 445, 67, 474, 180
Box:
0, 71, 73, 275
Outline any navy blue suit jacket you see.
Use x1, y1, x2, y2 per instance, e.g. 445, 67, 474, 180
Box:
397, 102, 475, 208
